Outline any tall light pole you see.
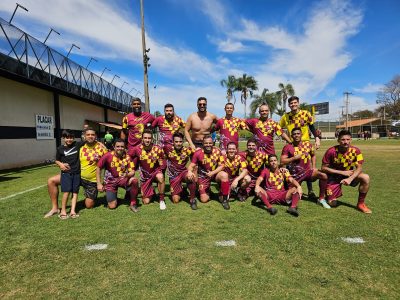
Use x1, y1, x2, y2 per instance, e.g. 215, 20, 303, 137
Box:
43, 28, 60, 44
67, 44, 80, 57
343, 91, 352, 130
9, 3, 28, 24
86, 57, 98, 69
100, 67, 111, 78
140, 0, 150, 112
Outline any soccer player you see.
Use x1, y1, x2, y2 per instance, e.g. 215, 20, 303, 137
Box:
223, 142, 250, 201
214, 103, 246, 154
321, 130, 371, 214
164, 132, 198, 209
152, 103, 185, 149
128, 129, 167, 210
185, 97, 218, 150
187, 135, 230, 210
96, 139, 139, 212
281, 127, 330, 208
121, 97, 155, 151
245, 104, 291, 155
255, 154, 302, 217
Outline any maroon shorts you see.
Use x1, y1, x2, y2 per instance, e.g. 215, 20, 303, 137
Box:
244, 175, 258, 196
141, 171, 162, 199
198, 176, 216, 195
326, 177, 359, 201
266, 190, 289, 205
170, 170, 189, 196
292, 169, 313, 183
105, 176, 130, 193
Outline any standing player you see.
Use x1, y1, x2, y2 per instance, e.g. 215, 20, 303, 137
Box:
223, 142, 250, 201
255, 154, 302, 217
164, 132, 198, 209
187, 135, 230, 210
280, 127, 330, 208
321, 130, 371, 214
152, 103, 185, 149
129, 129, 167, 210
121, 97, 155, 152
96, 139, 139, 212
246, 104, 291, 155
214, 103, 246, 154
185, 97, 218, 150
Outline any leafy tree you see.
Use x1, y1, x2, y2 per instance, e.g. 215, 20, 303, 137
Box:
376, 75, 400, 118
154, 110, 162, 117
249, 88, 279, 118
276, 83, 295, 113
299, 102, 310, 111
235, 74, 258, 118
275, 107, 286, 117
351, 109, 376, 119
220, 75, 238, 104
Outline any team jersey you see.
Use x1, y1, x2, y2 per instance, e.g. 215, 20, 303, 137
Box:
240, 150, 268, 179
129, 144, 165, 179
223, 154, 247, 178
214, 117, 246, 151
164, 146, 194, 179
322, 145, 364, 171
245, 118, 283, 155
280, 109, 314, 141
281, 141, 314, 177
122, 112, 155, 149
97, 151, 135, 178
80, 142, 108, 182
260, 168, 292, 191
191, 147, 225, 179
152, 115, 185, 146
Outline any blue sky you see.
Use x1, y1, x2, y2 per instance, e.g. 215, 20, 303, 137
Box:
0, 0, 399, 121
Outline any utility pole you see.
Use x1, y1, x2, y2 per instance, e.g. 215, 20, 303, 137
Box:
140, 0, 150, 112
343, 91, 352, 130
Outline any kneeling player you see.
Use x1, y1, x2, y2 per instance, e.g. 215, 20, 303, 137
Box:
255, 155, 302, 216
96, 139, 139, 212
321, 130, 371, 214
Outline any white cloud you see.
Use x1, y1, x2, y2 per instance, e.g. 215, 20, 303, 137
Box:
353, 83, 384, 93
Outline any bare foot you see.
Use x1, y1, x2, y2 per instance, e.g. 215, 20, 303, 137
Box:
44, 209, 60, 218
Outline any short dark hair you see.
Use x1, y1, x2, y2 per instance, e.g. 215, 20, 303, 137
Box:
291, 127, 302, 134
62, 130, 74, 138
84, 127, 96, 134
247, 138, 257, 146
202, 134, 212, 141
225, 102, 234, 109
226, 142, 237, 148
131, 97, 141, 105
338, 130, 351, 139
288, 96, 299, 104
164, 103, 174, 110
142, 128, 153, 137
173, 132, 184, 140
113, 138, 125, 145
197, 97, 207, 103
268, 154, 278, 162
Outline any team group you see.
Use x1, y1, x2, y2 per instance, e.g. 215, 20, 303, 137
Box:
45, 96, 371, 219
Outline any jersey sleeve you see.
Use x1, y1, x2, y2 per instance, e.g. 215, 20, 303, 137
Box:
127, 160, 136, 173
355, 148, 364, 165
151, 117, 160, 128
239, 118, 247, 130
305, 111, 314, 125
97, 152, 109, 168
279, 114, 287, 128
322, 148, 333, 165
214, 119, 222, 131
281, 144, 291, 157
122, 115, 128, 129
273, 122, 283, 136
239, 156, 247, 171
191, 150, 201, 164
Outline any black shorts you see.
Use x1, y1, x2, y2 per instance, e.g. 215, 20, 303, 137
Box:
193, 140, 203, 149
61, 172, 80, 193
80, 178, 98, 200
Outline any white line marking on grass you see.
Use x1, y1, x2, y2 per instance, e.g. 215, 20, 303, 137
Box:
0, 184, 46, 201
341, 237, 365, 244
215, 240, 236, 247
85, 244, 108, 251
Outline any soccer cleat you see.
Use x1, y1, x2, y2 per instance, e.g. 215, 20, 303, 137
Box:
267, 207, 278, 215
308, 191, 317, 201
318, 199, 331, 209
190, 200, 198, 210
328, 199, 338, 207
287, 207, 299, 217
159, 200, 167, 210
222, 200, 230, 210
238, 193, 247, 202
129, 205, 139, 213
357, 203, 372, 214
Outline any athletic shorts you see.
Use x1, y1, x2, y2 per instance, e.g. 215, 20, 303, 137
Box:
198, 175, 216, 195
105, 176, 130, 193
266, 190, 290, 205
244, 175, 258, 196
193, 140, 203, 149
60, 172, 80, 193
170, 170, 188, 196
141, 171, 162, 199
326, 176, 359, 201
80, 179, 98, 200
292, 169, 313, 184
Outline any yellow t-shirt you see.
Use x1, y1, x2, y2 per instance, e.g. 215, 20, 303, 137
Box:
280, 110, 314, 141
80, 143, 108, 182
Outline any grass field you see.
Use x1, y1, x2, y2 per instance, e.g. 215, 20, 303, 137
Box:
0, 139, 399, 299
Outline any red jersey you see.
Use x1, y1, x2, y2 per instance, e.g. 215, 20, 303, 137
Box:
191, 147, 225, 179
245, 118, 283, 155
152, 115, 185, 146
164, 146, 194, 179
260, 168, 291, 191
281, 141, 314, 178
97, 151, 135, 178
223, 154, 247, 178
322, 145, 364, 171
122, 112, 155, 149
128, 144, 165, 180
214, 117, 246, 151
240, 150, 268, 179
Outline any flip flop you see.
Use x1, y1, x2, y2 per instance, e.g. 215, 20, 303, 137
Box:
58, 214, 69, 220
44, 209, 60, 218
69, 213, 80, 219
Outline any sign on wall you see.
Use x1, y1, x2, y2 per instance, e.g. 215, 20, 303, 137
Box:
36, 115, 54, 140
311, 102, 329, 115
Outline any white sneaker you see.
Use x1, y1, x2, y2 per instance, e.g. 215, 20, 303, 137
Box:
318, 199, 331, 209
159, 200, 166, 210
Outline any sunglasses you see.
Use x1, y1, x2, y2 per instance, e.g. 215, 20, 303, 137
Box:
198, 103, 207, 107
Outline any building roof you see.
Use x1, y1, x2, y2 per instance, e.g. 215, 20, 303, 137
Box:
336, 118, 387, 128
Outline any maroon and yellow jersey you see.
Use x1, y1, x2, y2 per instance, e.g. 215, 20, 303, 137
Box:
281, 141, 314, 177
122, 112, 155, 149
191, 147, 225, 179
280, 110, 314, 141
80, 142, 108, 182
322, 145, 364, 171
215, 117, 246, 151
164, 146, 194, 179
240, 150, 268, 179
245, 118, 283, 155
128, 144, 165, 179
223, 154, 247, 178
260, 168, 291, 191
97, 151, 135, 178
152, 115, 185, 146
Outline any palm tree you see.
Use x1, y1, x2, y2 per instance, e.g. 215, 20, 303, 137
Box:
276, 107, 286, 117
235, 74, 258, 118
299, 102, 310, 111
276, 83, 295, 113
220, 75, 238, 103
250, 88, 279, 118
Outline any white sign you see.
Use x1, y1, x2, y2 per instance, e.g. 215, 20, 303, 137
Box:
36, 114, 54, 140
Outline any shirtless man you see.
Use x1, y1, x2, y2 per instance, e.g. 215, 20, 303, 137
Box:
185, 97, 218, 150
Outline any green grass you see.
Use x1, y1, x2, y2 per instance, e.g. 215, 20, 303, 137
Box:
0, 139, 399, 299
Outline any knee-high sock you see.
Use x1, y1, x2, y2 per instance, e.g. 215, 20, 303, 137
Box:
358, 192, 367, 205
187, 182, 196, 202
260, 192, 272, 209
307, 180, 313, 192
129, 178, 139, 206
291, 192, 300, 208
221, 181, 229, 197
319, 179, 327, 200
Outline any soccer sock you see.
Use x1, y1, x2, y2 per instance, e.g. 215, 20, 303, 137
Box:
129, 179, 139, 206
307, 180, 313, 193
291, 192, 300, 208
221, 181, 229, 197
159, 193, 165, 201
260, 192, 272, 209
319, 179, 327, 200
187, 182, 196, 202
357, 192, 367, 205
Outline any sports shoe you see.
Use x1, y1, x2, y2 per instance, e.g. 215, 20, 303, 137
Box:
190, 200, 198, 210
267, 207, 278, 215
318, 199, 331, 209
287, 207, 299, 217
222, 200, 230, 210
238, 193, 247, 202
357, 203, 372, 214
159, 200, 167, 210
129, 205, 139, 213
328, 199, 338, 207
308, 191, 317, 201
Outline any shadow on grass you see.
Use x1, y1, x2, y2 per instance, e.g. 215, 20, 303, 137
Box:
0, 176, 22, 182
